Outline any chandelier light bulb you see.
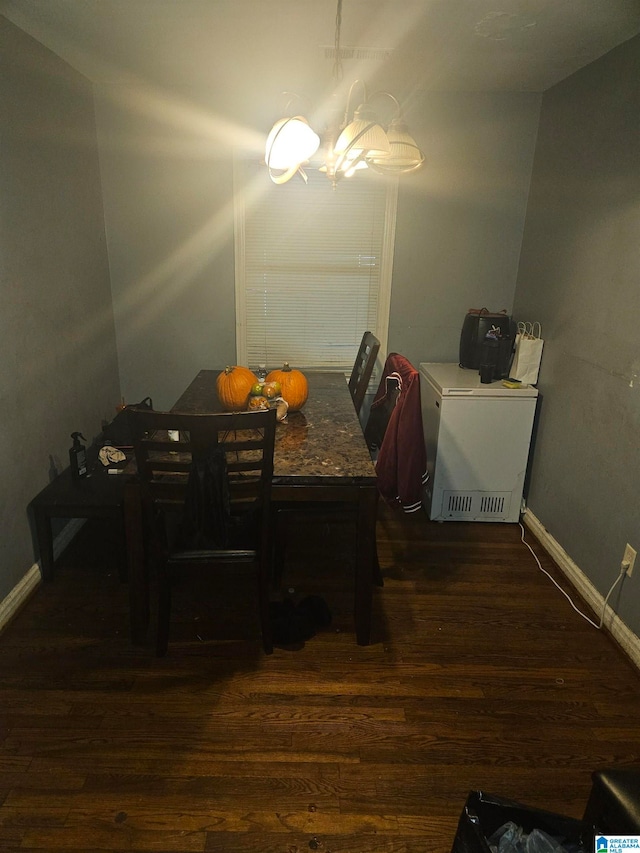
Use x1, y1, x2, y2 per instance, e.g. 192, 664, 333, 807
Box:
343, 159, 369, 177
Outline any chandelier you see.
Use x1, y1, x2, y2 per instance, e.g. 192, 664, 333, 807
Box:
264, 0, 424, 187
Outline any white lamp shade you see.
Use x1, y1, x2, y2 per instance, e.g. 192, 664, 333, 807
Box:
368, 118, 424, 170
265, 116, 320, 171
334, 103, 390, 162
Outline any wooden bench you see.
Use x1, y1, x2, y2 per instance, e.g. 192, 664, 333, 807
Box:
30, 445, 132, 582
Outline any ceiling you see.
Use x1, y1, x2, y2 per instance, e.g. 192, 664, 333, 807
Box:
2, 0, 639, 124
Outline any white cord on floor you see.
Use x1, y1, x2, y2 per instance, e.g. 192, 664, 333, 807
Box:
519, 522, 626, 630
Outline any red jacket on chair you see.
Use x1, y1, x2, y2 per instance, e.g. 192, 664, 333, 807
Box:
372, 353, 428, 513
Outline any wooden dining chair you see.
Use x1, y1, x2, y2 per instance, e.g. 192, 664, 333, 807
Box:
128, 407, 277, 656
363, 374, 400, 460
348, 331, 380, 415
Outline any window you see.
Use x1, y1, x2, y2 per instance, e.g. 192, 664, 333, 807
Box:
234, 157, 397, 374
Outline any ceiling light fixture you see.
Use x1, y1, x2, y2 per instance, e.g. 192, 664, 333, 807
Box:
264, 0, 424, 187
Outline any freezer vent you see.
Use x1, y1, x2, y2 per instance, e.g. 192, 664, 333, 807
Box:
441, 491, 512, 521
480, 494, 507, 515
446, 493, 474, 515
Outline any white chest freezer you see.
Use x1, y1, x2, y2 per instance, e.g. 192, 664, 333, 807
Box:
419, 363, 538, 522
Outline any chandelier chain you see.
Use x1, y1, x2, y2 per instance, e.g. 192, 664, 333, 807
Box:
333, 0, 344, 81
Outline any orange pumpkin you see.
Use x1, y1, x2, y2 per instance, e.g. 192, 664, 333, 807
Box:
266, 362, 308, 411
216, 365, 258, 411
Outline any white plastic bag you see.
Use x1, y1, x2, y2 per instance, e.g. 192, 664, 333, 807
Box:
488, 820, 572, 853
510, 321, 544, 385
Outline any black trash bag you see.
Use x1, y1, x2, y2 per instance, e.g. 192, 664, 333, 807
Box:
451, 791, 587, 853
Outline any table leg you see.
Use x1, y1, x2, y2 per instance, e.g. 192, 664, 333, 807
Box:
354, 486, 378, 645
34, 508, 55, 581
124, 480, 149, 644
116, 508, 129, 583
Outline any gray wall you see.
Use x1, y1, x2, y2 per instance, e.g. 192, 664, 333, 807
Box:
513, 36, 640, 635
390, 92, 541, 366
0, 16, 120, 601
93, 90, 237, 410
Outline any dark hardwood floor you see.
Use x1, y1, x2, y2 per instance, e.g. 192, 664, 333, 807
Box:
1, 505, 639, 852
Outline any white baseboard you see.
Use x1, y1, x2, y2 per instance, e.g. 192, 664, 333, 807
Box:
523, 508, 640, 671
0, 518, 86, 634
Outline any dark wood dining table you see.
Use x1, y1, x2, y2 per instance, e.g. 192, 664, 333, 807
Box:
124, 369, 379, 647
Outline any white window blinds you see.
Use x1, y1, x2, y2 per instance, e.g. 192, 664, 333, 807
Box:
234, 158, 396, 373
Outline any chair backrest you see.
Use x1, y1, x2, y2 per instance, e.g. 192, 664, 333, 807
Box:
348, 331, 381, 415
363, 374, 400, 456
128, 407, 277, 554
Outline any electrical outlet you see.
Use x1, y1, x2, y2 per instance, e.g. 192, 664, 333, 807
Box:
622, 543, 637, 577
